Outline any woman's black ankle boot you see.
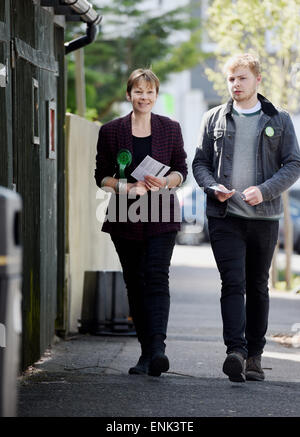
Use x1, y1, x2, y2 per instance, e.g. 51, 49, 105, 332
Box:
148, 334, 169, 377
128, 344, 151, 375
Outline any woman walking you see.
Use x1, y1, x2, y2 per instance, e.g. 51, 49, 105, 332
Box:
95, 69, 187, 376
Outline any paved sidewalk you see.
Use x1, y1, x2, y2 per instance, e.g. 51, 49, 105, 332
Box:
17, 245, 300, 418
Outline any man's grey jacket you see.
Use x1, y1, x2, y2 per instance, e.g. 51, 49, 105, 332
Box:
192, 93, 300, 219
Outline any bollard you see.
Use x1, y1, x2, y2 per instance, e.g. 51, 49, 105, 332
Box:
79, 271, 135, 335
0, 187, 22, 417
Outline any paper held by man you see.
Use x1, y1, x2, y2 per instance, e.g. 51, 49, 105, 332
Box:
210, 185, 247, 201
210, 185, 235, 194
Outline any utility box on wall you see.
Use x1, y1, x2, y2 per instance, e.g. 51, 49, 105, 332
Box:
79, 271, 135, 336
0, 187, 22, 417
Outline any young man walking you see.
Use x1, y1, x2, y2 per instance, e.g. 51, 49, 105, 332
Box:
192, 53, 300, 382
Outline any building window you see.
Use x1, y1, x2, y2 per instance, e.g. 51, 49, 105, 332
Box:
32, 78, 40, 145
47, 100, 56, 159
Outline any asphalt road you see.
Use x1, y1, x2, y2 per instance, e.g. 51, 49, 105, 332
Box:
17, 244, 300, 420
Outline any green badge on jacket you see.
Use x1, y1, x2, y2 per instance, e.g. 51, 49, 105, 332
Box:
265, 126, 275, 137
117, 149, 132, 179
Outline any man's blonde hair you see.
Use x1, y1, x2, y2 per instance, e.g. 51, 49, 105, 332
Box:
127, 68, 160, 95
223, 53, 261, 77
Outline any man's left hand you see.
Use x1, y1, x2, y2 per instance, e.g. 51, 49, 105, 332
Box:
242, 186, 263, 206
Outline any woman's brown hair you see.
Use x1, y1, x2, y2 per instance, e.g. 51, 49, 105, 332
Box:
127, 68, 160, 95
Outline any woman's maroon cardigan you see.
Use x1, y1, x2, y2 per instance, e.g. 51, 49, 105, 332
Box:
95, 112, 188, 240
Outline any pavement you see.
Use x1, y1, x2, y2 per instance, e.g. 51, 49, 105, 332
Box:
17, 244, 300, 422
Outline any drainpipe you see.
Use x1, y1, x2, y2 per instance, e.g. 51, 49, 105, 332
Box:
60, 1, 102, 115
63, 0, 102, 54
65, 21, 99, 54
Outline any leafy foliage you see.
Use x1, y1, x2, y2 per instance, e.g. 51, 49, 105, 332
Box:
205, 0, 300, 112
66, 0, 205, 122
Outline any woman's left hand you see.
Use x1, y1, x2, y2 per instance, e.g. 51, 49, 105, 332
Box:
127, 181, 149, 196
144, 175, 166, 191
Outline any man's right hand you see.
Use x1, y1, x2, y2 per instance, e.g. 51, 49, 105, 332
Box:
214, 184, 235, 203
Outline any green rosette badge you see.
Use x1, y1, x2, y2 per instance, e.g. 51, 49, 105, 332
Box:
117, 149, 132, 178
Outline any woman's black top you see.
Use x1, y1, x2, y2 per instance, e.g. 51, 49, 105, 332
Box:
132, 135, 152, 166
127, 135, 152, 182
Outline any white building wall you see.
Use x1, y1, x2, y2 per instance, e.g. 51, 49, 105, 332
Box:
65, 114, 121, 333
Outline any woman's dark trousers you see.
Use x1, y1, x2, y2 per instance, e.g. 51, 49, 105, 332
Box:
208, 216, 279, 358
111, 231, 176, 352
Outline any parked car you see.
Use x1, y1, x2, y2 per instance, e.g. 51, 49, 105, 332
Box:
278, 194, 300, 254
176, 185, 209, 245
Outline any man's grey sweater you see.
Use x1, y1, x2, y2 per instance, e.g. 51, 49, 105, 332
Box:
228, 110, 281, 219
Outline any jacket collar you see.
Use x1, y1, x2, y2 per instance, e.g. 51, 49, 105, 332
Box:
120, 112, 133, 157
224, 93, 278, 117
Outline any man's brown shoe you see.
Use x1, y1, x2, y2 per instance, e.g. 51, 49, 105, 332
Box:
245, 355, 265, 381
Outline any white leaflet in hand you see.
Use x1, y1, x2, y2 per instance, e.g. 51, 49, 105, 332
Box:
210, 185, 235, 194
131, 155, 170, 181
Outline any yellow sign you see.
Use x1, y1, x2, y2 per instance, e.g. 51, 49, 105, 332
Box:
0, 256, 7, 266
0, 255, 19, 266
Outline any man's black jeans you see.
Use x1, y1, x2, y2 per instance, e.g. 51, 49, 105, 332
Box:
208, 216, 279, 358
111, 231, 177, 348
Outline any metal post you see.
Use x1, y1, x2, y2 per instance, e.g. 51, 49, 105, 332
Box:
283, 191, 293, 290
74, 48, 86, 117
